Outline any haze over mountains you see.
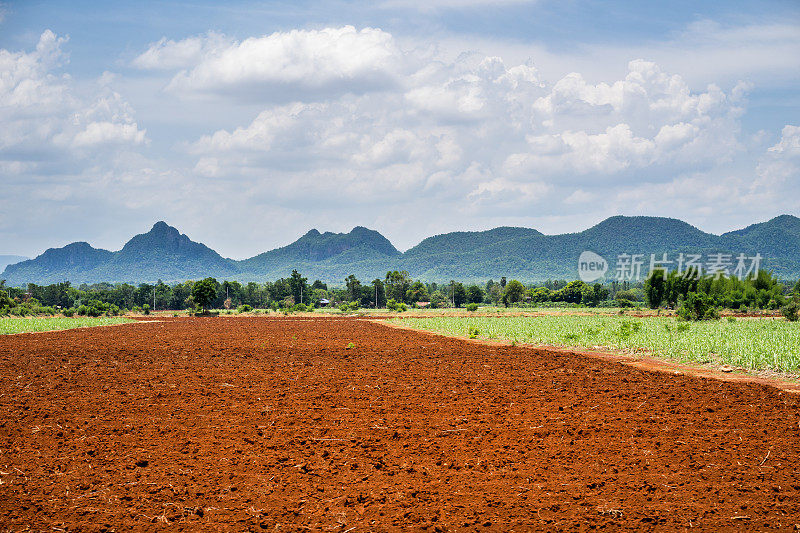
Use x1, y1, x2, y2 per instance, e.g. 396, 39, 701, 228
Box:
2, 216, 799, 286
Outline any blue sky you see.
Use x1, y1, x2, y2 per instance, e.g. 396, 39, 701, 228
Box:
1, 0, 799, 258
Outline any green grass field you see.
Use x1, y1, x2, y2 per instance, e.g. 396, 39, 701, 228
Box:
0, 317, 134, 335
391, 315, 800, 373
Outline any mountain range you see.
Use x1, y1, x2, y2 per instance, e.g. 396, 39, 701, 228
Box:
2, 215, 799, 286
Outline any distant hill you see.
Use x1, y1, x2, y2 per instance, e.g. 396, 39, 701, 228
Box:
2, 215, 799, 285
3, 222, 237, 285
237, 226, 401, 281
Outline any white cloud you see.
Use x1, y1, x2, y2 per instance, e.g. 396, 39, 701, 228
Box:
0, 32, 147, 182
136, 26, 410, 101
428, 20, 800, 90
132, 32, 229, 70
185, 49, 758, 226
72, 121, 147, 147
768, 125, 800, 156
0, 30, 69, 110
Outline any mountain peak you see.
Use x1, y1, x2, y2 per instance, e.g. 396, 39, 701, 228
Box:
149, 221, 179, 235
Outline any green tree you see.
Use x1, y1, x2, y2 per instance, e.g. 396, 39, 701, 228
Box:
371, 279, 386, 308
453, 282, 467, 307
345, 274, 361, 303
502, 279, 525, 306
487, 283, 503, 305
406, 280, 429, 303
529, 286, 552, 303
289, 270, 308, 304
192, 277, 219, 311
385, 270, 411, 303
644, 269, 666, 309
781, 300, 799, 322
664, 270, 681, 308
557, 280, 586, 304
466, 285, 485, 304
678, 291, 719, 321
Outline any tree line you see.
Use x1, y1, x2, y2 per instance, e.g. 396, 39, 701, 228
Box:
2, 268, 798, 319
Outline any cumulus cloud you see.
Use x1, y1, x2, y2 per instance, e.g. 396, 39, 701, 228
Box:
768, 125, 800, 156
186, 50, 753, 221
0, 31, 147, 185
131, 32, 229, 70
135, 26, 409, 101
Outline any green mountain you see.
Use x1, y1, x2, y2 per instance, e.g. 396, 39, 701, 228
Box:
719, 215, 800, 278
237, 226, 401, 281
3, 243, 112, 285
2, 215, 799, 286
2, 222, 236, 285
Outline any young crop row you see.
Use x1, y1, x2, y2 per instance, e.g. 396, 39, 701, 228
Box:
392, 315, 800, 373
0, 317, 134, 335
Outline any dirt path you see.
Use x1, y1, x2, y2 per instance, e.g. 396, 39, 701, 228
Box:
1, 317, 799, 531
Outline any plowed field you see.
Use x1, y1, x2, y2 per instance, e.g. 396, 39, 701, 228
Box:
1, 317, 799, 531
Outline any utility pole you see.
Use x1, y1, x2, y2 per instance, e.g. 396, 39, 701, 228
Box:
153, 287, 155, 311
300, 285, 303, 304
375, 283, 377, 308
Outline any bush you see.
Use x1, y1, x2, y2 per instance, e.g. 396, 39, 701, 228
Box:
782, 300, 799, 322
466, 303, 479, 312
142, 304, 151, 316
237, 304, 253, 313
615, 289, 640, 303
292, 303, 308, 312
386, 299, 407, 312
615, 298, 634, 308
678, 292, 720, 321
62, 308, 75, 317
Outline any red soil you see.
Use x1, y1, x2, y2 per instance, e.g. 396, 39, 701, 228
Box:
1, 317, 799, 531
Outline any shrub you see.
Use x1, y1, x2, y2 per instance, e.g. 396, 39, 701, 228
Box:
142, 304, 151, 316
678, 292, 719, 321
615, 289, 640, 302
292, 303, 308, 312
237, 304, 253, 313
386, 299, 407, 312
782, 300, 799, 322
62, 308, 75, 317
615, 298, 634, 308
466, 303, 479, 312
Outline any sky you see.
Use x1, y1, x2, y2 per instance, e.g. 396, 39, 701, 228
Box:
1, 0, 799, 259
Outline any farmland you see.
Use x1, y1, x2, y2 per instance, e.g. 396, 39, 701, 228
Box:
2, 316, 800, 530
391, 314, 800, 374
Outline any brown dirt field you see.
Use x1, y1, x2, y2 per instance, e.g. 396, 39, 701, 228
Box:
1, 317, 800, 531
